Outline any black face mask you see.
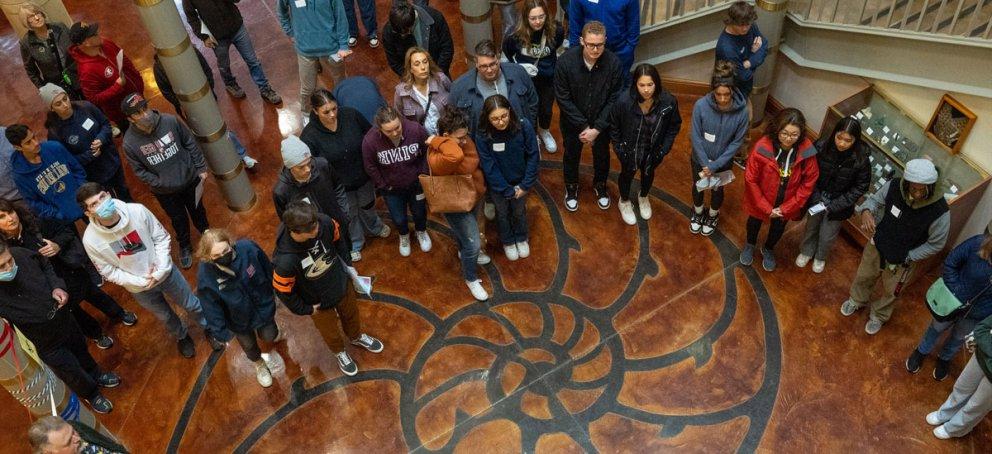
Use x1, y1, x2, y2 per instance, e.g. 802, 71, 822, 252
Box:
215, 249, 236, 267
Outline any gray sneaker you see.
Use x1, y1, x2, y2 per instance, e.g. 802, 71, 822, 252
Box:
761, 248, 776, 271
739, 244, 754, 266
840, 299, 862, 317
351, 333, 384, 353
865, 318, 883, 335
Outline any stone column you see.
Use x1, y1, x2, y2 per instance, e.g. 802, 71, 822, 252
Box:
131, 0, 256, 212
0, 321, 119, 441
460, 0, 494, 59
751, 0, 788, 124
0, 0, 71, 36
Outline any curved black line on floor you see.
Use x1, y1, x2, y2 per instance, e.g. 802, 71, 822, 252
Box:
165, 348, 224, 454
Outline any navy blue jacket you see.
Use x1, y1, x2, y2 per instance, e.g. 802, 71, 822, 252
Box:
198, 239, 276, 338
332, 76, 387, 125
475, 120, 540, 199
47, 101, 122, 185
11, 141, 87, 223
944, 235, 992, 321
715, 25, 768, 95
502, 24, 564, 80
449, 63, 539, 135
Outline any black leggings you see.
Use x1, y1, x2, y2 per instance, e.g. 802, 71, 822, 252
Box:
746, 216, 788, 250
691, 159, 726, 210
618, 156, 657, 200
533, 75, 554, 130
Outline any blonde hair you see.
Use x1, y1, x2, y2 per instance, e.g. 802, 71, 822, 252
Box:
196, 228, 233, 261
401, 47, 442, 86
19, 4, 45, 29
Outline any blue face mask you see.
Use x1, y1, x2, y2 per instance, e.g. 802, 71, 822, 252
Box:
0, 264, 17, 282
95, 197, 116, 219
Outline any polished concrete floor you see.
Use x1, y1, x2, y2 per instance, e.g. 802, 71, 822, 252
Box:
1, 0, 990, 452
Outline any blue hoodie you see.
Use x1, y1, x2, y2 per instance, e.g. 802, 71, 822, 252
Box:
689, 88, 749, 171
715, 25, 768, 96
47, 101, 122, 184
944, 234, 992, 321
277, 0, 349, 58
475, 120, 540, 199
11, 141, 87, 223
568, 0, 640, 66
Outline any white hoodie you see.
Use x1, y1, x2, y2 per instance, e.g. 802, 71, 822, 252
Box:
82, 199, 173, 293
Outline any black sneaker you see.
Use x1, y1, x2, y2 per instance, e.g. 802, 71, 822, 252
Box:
94, 335, 114, 350
120, 311, 138, 326
933, 359, 950, 381
564, 184, 579, 212
96, 372, 121, 388
594, 183, 610, 210
88, 394, 113, 414
260, 86, 282, 105
701, 211, 719, 236
689, 211, 704, 234
906, 349, 924, 374
177, 335, 195, 358
208, 335, 226, 351
225, 83, 247, 99
350, 333, 384, 353
179, 246, 193, 269
336, 351, 358, 376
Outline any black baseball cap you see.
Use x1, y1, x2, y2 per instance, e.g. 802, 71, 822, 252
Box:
121, 93, 148, 117
69, 22, 99, 45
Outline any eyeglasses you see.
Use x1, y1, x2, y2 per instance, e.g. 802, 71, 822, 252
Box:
477, 61, 500, 70
489, 112, 510, 123
583, 42, 606, 50
778, 131, 801, 140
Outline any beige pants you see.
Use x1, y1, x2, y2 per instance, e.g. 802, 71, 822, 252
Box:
848, 242, 916, 323
297, 54, 346, 114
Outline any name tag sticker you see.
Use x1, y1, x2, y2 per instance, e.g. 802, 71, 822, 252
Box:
82, 118, 95, 130
302, 197, 312, 205
415, 193, 426, 201
890, 205, 901, 218
704, 132, 716, 143
301, 256, 314, 268
294, 0, 306, 7
493, 143, 505, 152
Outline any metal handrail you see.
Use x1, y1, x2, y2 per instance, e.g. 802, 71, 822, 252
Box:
785, 0, 992, 40
641, 0, 737, 28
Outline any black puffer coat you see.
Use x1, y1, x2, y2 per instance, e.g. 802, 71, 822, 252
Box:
608, 91, 682, 168
809, 137, 870, 220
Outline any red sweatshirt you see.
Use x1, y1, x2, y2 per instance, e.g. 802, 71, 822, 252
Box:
69, 39, 144, 125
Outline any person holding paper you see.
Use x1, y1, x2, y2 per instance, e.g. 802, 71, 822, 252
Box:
741, 108, 819, 272
67, 22, 143, 133
840, 158, 949, 335
195, 229, 285, 388
688, 61, 749, 236
77, 182, 222, 358
796, 117, 869, 273
608, 63, 682, 225
926, 313, 992, 440
119, 93, 210, 269
272, 200, 384, 377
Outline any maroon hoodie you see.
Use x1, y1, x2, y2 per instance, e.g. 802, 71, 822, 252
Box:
361, 117, 429, 191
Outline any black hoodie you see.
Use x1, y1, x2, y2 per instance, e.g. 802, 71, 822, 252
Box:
300, 107, 371, 191
271, 214, 353, 314
0, 247, 73, 352
272, 157, 351, 249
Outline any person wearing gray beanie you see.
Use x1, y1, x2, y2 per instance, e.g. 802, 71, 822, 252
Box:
272, 136, 351, 245
841, 157, 950, 335
280, 135, 311, 168
39, 83, 66, 108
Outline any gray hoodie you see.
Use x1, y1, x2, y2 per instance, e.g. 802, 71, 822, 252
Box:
0, 127, 22, 201
122, 111, 206, 195
689, 89, 749, 171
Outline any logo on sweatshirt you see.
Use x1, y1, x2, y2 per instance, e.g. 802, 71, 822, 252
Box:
104, 66, 114, 79
109, 230, 147, 257
303, 240, 338, 279
67, 135, 80, 145
138, 132, 179, 166
35, 162, 71, 195
377, 143, 420, 165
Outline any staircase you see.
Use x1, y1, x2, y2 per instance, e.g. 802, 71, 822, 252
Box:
790, 0, 992, 40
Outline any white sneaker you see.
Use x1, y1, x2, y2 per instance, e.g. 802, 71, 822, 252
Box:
350, 250, 362, 262
466, 280, 489, 301
477, 250, 492, 265
262, 351, 284, 373
812, 259, 826, 273
795, 254, 811, 268
637, 196, 652, 220
415, 230, 432, 252
484, 202, 496, 221
398, 234, 411, 257
539, 129, 557, 153
504, 244, 519, 261
515, 241, 530, 258
377, 225, 391, 238
618, 200, 636, 225
933, 425, 951, 439
242, 155, 258, 169
255, 361, 273, 387
926, 411, 945, 426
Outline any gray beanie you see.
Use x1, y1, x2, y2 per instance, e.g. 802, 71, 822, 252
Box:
281, 135, 311, 168
39, 83, 66, 109
903, 158, 938, 185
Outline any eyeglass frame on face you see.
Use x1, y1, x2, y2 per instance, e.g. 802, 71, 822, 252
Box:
489, 110, 510, 125
476, 60, 500, 71
778, 129, 801, 140
583, 42, 605, 50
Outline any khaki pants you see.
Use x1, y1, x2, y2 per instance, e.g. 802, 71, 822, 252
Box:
297, 54, 346, 114
310, 282, 361, 353
848, 242, 916, 323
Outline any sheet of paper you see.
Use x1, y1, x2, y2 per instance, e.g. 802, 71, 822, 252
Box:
807, 202, 827, 215
116, 50, 124, 73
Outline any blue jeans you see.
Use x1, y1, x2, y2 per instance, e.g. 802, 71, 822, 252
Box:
229, 131, 247, 158
343, 0, 377, 39
917, 316, 980, 361
492, 193, 528, 245
212, 24, 270, 88
443, 210, 482, 281
383, 187, 427, 235
131, 265, 209, 340
346, 181, 386, 252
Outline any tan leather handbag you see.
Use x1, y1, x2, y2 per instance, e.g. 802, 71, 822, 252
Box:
418, 166, 478, 214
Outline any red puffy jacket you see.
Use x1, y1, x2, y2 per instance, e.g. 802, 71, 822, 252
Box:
744, 136, 819, 221
68, 39, 144, 125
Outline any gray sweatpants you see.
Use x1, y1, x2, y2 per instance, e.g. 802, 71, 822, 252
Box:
935, 354, 992, 436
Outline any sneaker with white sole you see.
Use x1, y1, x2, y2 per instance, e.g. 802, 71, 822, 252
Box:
255, 361, 273, 387
840, 299, 862, 316
484, 202, 496, 220
701, 211, 718, 236
378, 225, 391, 238
466, 280, 489, 301
564, 184, 579, 212
242, 155, 259, 170
477, 250, 492, 265
595, 184, 610, 210
689, 211, 704, 234
865, 318, 883, 335
351, 333, 384, 353
812, 260, 825, 273
94, 335, 114, 350
516, 241, 530, 258
795, 254, 811, 268
350, 250, 362, 262
347, 36, 358, 47
926, 411, 946, 426
336, 351, 358, 376
398, 234, 411, 257
538, 128, 557, 153
415, 230, 432, 252
369, 36, 380, 48
618, 200, 636, 225
262, 351, 284, 372
933, 425, 951, 439
88, 394, 113, 414
504, 244, 519, 261
638, 196, 652, 219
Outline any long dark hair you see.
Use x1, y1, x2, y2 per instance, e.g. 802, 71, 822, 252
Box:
629, 63, 665, 104
511, 0, 557, 49
764, 108, 807, 151
0, 198, 39, 240
479, 94, 520, 137
819, 117, 866, 161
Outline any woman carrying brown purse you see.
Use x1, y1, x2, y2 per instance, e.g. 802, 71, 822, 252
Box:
426, 106, 492, 301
